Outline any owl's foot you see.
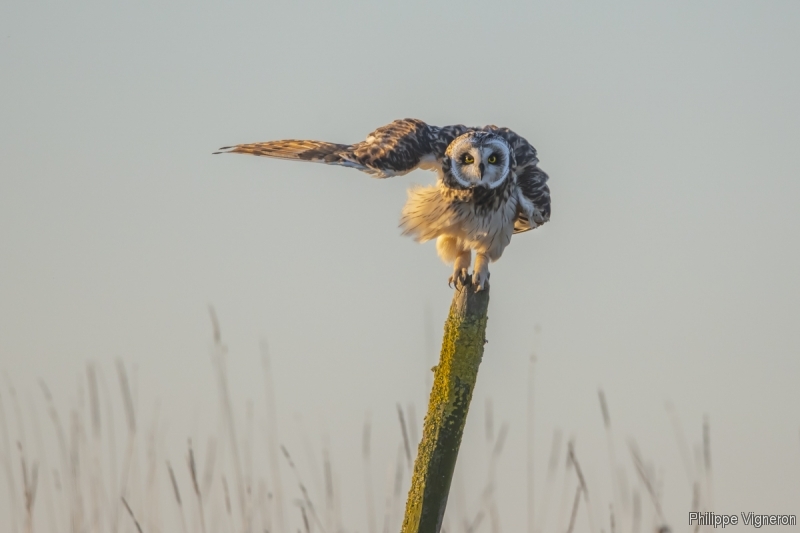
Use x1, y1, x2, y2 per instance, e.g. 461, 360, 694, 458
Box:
448, 248, 472, 289
472, 270, 490, 291
472, 253, 490, 291
448, 268, 469, 289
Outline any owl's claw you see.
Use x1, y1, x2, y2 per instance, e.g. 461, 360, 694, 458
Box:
472, 270, 490, 292
448, 268, 469, 289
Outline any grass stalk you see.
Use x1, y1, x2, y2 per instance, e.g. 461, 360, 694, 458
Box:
116, 359, 139, 533
38, 381, 70, 531
145, 409, 162, 533
188, 440, 207, 533
168, 460, 188, 533
97, 367, 120, 533
243, 400, 255, 532
391, 444, 406, 527
87, 363, 104, 533
555, 439, 574, 533
0, 391, 21, 533
323, 445, 334, 531
397, 404, 412, 472
122, 496, 143, 533
481, 420, 508, 533
534, 429, 562, 533
362, 414, 377, 533
598, 389, 624, 532
208, 307, 247, 532
69, 410, 85, 533
565, 485, 581, 533
281, 444, 326, 533
257, 478, 271, 532
703, 415, 713, 518
665, 402, 694, 488
18, 441, 39, 533
381, 457, 395, 533
407, 404, 419, 455
527, 354, 535, 533
29, 397, 57, 533
221, 475, 234, 533
628, 441, 666, 528
567, 441, 596, 533
260, 341, 286, 533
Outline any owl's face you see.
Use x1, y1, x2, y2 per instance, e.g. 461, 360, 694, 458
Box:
446, 132, 511, 189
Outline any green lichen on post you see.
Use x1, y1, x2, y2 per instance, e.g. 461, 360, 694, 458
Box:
401, 280, 490, 533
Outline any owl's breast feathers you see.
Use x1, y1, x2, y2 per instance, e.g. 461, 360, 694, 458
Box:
400, 177, 519, 258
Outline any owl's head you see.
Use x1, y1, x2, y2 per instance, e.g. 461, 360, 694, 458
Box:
445, 131, 512, 189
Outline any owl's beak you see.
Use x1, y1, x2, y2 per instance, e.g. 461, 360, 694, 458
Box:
478, 162, 485, 177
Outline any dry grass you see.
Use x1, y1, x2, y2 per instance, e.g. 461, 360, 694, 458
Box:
0, 315, 722, 533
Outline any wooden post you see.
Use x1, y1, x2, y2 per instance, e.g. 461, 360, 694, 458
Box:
401, 280, 490, 533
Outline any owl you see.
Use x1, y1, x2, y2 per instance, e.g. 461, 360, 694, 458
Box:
216, 119, 550, 290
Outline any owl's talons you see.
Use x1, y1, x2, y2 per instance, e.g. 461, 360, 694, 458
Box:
472, 270, 489, 292
448, 268, 469, 289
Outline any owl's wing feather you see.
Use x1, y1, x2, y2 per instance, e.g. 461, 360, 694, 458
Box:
480, 125, 551, 233
215, 119, 469, 179
214, 140, 353, 163
513, 165, 551, 233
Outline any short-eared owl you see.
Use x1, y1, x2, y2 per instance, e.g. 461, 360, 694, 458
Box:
216, 119, 550, 290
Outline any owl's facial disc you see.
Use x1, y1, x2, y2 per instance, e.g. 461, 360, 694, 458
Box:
447, 134, 511, 189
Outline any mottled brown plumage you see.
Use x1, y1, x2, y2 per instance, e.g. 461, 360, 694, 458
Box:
216, 119, 551, 289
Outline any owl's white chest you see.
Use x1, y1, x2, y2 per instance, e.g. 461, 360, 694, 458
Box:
399, 182, 519, 260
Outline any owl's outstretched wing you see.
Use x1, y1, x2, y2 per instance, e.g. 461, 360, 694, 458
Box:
480, 125, 551, 233
215, 119, 469, 179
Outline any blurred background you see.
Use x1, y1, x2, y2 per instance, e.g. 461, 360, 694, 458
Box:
1, 1, 798, 531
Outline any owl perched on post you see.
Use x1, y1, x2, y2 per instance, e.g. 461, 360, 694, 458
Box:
216, 119, 550, 290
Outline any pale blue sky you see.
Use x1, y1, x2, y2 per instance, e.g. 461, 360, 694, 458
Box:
1, 1, 799, 531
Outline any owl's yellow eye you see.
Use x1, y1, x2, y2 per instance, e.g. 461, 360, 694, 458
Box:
463, 154, 474, 164
487, 154, 498, 164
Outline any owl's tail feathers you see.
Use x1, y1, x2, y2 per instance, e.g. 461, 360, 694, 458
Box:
214, 140, 354, 164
